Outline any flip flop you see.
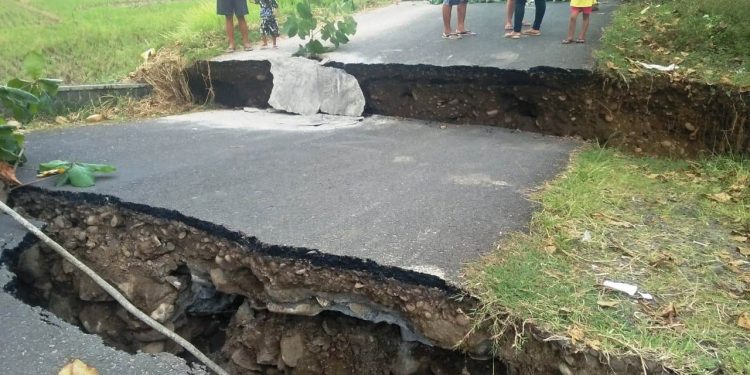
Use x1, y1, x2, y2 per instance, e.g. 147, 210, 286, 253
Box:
561, 38, 573, 44
504, 32, 521, 39
575, 39, 586, 44
522, 29, 541, 36
457, 30, 477, 36
442, 32, 462, 40
225, 47, 236, 53
244, 46, 253, 51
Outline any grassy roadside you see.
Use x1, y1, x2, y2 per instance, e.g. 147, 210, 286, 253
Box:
466, 147, 750, 374
596, 0, 749, 89
0, 0, 388, 85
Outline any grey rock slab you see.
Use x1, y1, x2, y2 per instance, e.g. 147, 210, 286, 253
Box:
267, 57, 365, 116
0, 215, 208, 375
14, 110, 578, 284
216, 1, 619, 70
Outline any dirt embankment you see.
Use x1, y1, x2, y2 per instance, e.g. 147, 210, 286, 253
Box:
188, 60, 749, 157
2, 188, 676, 375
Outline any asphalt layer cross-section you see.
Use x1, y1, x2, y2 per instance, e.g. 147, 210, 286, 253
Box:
14, 110, 578, 283
217, 1, 618, 69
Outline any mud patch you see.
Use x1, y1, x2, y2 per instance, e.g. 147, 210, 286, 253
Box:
4, 187, 675, 374
188, 61, 749, 157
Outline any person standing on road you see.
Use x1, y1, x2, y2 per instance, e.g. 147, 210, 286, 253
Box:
442, 0, 477, 40
255, 0, 280, 48
218, 0, 253, 52
505, 0, 545, 39
562, 0, 593, 44
504, 0, 529, 32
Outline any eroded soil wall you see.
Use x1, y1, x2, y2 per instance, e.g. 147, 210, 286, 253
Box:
188, 60, 749, 157
4, 188, 674, 375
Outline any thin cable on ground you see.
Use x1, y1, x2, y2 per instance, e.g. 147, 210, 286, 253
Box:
0, 200, 229, 375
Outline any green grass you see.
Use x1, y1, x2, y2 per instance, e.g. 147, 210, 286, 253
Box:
466, 147, 750, 374
597, 0, 750, 88
0, 0, 388, 84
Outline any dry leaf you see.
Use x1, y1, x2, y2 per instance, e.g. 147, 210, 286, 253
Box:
85, 114, 104, 123
720, 76, 733, 85
731, 235, 748, 242
0, 161, 21, 186
544, 244, 557, 255
606, 61, 617, 70
58, 359, 100, 375
660, 302, 678, 320
708, 192, 732, 203
568, 325, 585, 345
738, 312, 750, 330
597, 299, 620, 308
585, 339, 602, 351
738, 246, 750, 257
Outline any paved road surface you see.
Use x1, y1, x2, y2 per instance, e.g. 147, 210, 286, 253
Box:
217, 0, 618, 69
14, 111, 578, 283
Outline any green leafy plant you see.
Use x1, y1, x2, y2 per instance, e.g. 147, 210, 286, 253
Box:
283, 0, 358, 56
38, 160, 117, 188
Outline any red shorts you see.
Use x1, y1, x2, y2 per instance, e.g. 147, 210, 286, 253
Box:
571, 6, 592, 15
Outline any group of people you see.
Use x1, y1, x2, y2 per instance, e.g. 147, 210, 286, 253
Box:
442, 0, 598, 44
217, 0, 280, 52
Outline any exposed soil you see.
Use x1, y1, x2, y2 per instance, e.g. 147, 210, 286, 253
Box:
4, 188, 675, 374
188, 60, 749, 157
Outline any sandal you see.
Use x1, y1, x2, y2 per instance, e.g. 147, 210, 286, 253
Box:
225, 47, 236, 53
457, 30, 477, 36
522, 29, 541, 36
575, 39, 586, 44
504, 32, 521, 39
244, 45, 253, 51
442, 32, 462, 40
561, 38, 573, 44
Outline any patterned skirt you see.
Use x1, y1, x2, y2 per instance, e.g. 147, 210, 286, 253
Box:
260, 13, 279, 37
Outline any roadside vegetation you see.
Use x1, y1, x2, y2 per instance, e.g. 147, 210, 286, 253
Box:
597, 0, 750, 88
466, 147, 750, 374
0, 0, 385, 84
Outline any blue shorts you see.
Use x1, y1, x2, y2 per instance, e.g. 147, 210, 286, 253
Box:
443, 0, 468, 5
217, 0, 249, 16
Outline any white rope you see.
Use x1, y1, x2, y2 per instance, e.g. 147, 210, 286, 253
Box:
0, 200, 229, 375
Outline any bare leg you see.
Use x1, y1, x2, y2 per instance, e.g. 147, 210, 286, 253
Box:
565, 11, 578, 41
225, 15, 235, 49
505, 0, 515, 29
442, 4, 452, 35
272, 36, 277, 48
456, 2, 467, 33
237, 15, 251, 48
579, 13, 590, 40
262, 35, 268, 48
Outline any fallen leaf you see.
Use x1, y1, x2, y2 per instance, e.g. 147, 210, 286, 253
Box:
58, 359, 100, 375
54, 116, 69, 125
738, 312, 750, 330
585, 339, 602, 351
544, 244, 557, 255
731, 235, 748, 242
85, 114, 104, 123
720, 76, 733, 85
0, 161, 21, 186
738, 246, 750, 257
568, 325, 585, 345
606, 61, 616, 70
660, 302, 678, 320
597, 299, 620, 308
708, 192, 732, 203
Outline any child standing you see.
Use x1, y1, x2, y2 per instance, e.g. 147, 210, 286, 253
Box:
256, 0, 280, 48
563, 0, 594, 44
217, 0, 252, 52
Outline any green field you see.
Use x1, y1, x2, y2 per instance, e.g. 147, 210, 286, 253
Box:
0, 0, 312, 84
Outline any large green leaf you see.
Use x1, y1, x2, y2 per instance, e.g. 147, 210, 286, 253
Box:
22, 52, 45, 80
67, 164, 95, 187
306, 39, 327, 55
79, 163, 117, 173
296, 2, 313, 19
39, 160, 72, 172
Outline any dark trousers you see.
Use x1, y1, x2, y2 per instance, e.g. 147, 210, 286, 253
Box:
514, 0, 546, 32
